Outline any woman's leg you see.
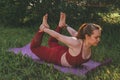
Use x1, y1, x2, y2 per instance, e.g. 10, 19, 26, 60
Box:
30, 14, 49, 49
30, 13, 68, 65
30, 14, 51, 60
48, 12, 66, 47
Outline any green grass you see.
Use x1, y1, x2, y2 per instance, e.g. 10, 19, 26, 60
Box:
0, 24, 120, 80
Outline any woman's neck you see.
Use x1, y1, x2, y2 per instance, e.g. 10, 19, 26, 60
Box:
83, 39, 91, 49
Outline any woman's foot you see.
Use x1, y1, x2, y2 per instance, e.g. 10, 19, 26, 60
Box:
42, 14, 49, 28
58, 12, 66, 28
39, 14, 49, 32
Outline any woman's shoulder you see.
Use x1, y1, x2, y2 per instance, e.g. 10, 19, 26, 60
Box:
70, 37, 83, 46
71, 37, 77, 40
71, 37, 83, 42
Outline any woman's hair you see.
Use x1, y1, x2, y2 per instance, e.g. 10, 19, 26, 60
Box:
76, 23, 102, 39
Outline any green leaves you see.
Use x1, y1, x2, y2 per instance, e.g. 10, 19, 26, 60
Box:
0, 0, 120, 26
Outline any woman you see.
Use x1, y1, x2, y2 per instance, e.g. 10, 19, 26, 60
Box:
30, 12, 102, 67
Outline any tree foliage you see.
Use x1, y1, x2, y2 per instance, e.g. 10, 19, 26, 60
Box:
0, 0, 119, 26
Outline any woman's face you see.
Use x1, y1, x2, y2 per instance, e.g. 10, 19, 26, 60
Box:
86, 30, 101, 46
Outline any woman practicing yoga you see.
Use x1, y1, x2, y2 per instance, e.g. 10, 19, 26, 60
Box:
30, 12, 102, 67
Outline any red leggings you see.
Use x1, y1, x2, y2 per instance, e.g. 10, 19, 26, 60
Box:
30, 26, 68, 65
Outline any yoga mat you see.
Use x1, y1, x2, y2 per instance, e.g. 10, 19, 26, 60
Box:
8, 43, 112, 76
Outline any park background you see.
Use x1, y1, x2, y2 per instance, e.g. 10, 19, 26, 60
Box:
0, 0, 120, 80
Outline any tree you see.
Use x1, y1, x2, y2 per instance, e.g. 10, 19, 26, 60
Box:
0, 0, 119, 26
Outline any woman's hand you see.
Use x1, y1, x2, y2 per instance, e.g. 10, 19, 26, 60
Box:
39, 24, 49, 32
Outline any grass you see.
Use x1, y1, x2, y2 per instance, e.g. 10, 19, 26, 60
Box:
0, 23, 120, 80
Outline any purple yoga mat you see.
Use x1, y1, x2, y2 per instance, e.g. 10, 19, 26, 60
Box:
8, 43, 112, 76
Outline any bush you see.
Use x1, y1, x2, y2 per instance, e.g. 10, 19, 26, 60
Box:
0, 0, 30, 25
0, 0, 119, 26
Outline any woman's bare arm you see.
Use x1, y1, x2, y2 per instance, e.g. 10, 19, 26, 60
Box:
43, 28, 78, 47
66, 24, 78, 37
